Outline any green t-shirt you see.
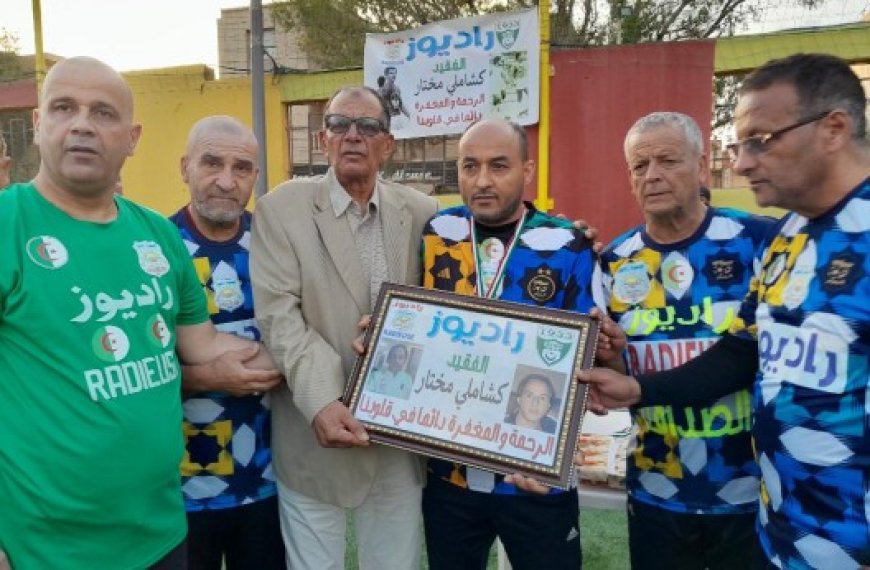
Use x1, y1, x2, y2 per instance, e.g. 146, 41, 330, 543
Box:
0, 184, 209, 569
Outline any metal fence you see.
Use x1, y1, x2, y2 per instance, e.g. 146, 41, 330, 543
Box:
0, 110, 39, 184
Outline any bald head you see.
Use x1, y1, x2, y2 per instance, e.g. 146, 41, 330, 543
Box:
186, 116, 257, 156
33, 56, 142, 202
42, 57, 135, 121
181, 115, 259, 236
458, 118, 534, 226
461, 118, 529, 161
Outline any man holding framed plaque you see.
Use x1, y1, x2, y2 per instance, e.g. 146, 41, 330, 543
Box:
582, 54, 870, 570
250, 86, 438, 570
420, 118, 596, 569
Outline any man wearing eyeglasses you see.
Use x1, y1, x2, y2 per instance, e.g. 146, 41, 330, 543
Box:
582, 53, 870, 569
250, 86, 438, 569
593, 112, 774, 569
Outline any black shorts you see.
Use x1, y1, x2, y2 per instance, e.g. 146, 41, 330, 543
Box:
149, 540, 187, 570
423, 477, 582, 570
627, 497, 767, 570
185, 495, 284, 570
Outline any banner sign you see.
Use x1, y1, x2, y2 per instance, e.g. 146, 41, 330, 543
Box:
364, 8, 540, 139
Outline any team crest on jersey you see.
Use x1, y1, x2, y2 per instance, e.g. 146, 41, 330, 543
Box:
213, 278, 244, 312
613, 261, 651, 305
526, 267, 556, 303
26, 235, 69, 269
710, 259, 735, 281
822, 251, 860, 295
536, 326, 573, 366
133, 241, 170, 277
782, 242, 816, 309
703, 253, 743, 288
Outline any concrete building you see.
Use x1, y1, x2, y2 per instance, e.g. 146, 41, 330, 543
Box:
217, 4, 312, 77
217, 4, 462, 196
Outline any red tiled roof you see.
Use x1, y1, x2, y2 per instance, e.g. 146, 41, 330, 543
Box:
0, 79, 37, 110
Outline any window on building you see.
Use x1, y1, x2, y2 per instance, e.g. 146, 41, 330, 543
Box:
246, 27, 277, 72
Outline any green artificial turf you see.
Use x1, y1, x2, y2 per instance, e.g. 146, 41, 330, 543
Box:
345, 507, 629, 569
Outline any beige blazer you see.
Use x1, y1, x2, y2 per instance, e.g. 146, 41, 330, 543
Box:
251, 169, 438, 507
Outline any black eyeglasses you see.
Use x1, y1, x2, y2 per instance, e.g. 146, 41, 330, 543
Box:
324, 114, 388, 137
727, 110, 831, 161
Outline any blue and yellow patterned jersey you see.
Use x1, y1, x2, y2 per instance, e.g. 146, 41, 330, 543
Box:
170, 208, 277, 511
730, 180, 870, 569
422, 204, 596, 494
594, 207, 774, 514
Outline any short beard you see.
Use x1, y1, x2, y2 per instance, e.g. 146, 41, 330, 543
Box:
192, 199, 242, 228
471, 192, 523, 226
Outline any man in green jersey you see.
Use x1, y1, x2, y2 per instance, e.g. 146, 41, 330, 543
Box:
0, 57, 280, 570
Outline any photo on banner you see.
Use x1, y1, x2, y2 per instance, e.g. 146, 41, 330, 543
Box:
364, 8, 540, 139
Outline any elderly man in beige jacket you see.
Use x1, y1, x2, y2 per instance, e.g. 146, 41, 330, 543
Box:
251, 86, 437, 570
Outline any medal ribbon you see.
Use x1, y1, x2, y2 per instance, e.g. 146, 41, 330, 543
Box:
471, 208, 526, 299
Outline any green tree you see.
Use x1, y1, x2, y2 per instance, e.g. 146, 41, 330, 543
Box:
272, 0, 824, 129
0, 28, 22, 82
272, 0, 824, 68
271, 0, 533, 69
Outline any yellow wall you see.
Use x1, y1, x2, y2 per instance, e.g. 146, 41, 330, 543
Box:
114, 20, 870, 216
710, 187, 786, 218
120, 65, 287, 215
714, 22, 870, 74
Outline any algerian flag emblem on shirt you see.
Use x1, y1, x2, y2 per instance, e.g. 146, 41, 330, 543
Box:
26, 235, 69, 269
147, 314, 172, 349
92, 325, 131, 362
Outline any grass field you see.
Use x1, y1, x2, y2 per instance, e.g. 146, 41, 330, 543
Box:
345, 507, 629, 569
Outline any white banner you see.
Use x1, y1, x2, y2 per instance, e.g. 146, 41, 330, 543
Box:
364, 8, 540, 139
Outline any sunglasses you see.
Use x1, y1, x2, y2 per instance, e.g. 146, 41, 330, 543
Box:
727, 110, 830, 161
324, 114, 388, 137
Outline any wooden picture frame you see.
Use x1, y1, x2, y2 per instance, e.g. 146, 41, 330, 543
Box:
344, 283, 599, 489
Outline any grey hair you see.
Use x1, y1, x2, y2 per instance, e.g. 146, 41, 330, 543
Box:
624, 112, 704, 158
740, 53, 866, 140
185, 115, 257, 155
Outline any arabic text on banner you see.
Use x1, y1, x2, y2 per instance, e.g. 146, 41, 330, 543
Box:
364, 8, 540, 139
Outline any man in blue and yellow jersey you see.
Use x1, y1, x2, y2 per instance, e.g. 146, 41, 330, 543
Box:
171, 116, 284, 570
583, 53, 870, 570
593, 111, 774, 569
421, 118, 596, 570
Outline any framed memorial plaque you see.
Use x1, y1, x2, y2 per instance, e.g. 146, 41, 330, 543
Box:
344, 283, 599, 489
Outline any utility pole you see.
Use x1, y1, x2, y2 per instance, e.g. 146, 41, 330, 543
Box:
250, 0, 268, 197
32, 0, 46, 99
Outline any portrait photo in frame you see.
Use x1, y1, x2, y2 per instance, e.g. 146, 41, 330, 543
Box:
344, 283, 599, 489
